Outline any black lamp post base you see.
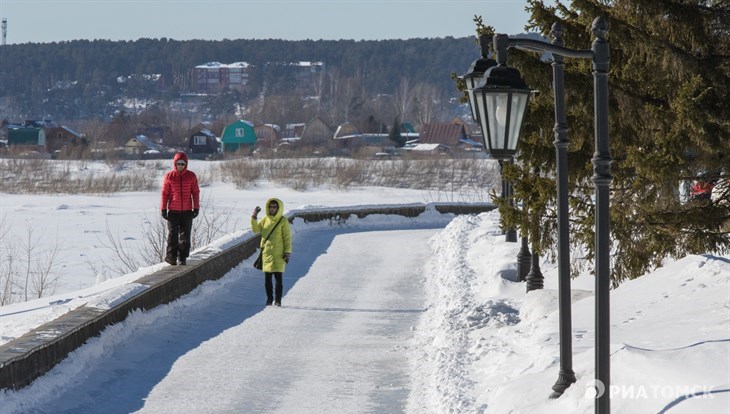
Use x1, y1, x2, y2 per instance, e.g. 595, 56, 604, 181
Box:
525, 253, 544, 292
516, 236, 531, 282
550, 369, 577, 398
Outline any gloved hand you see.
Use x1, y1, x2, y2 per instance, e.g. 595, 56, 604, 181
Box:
252, 206, 261, 219
161, 210, 168, 220
283, 253, 291, 263
193, 209, 199, 218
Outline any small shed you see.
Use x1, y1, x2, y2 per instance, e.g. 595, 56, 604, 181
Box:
187, 129, 219, 154
300, 116, 333, 144
254, 124, 281, 149
124, 135, 163, 156
220, 120, 256, 153
282, 123, 305, 139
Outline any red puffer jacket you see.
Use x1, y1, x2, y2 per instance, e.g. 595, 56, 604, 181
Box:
160, 152, 200, 212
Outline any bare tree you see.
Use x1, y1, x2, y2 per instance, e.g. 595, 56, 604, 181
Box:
331, 71, 365, 125
140, 214, 169, 266
312, 68, 327, 116
20, 223, 42, 301
96, 219, 143, 276
30, 240, 62, 299
192, 203, 241, 248
414, 83, 443, 126
0, 217, 16, 305
392, 77, 415, 119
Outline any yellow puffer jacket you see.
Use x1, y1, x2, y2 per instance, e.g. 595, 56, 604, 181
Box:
250, 197, 292, 273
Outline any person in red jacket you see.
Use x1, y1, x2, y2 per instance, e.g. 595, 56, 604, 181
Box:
160, 152, 200, 265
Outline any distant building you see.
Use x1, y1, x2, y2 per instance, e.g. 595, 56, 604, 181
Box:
419, 122, 480, 150
124, 135, 164, 156
282, 123, 305, 140
253, 124, 281, 150
299, 116, 333, 144
333, 122, 361, 139
186, 128, 220, 155
264, 61, 325, 95
46, 125, 86, 153
194, 61, 253, 94
220, 120, 256, 153
4, 119, 87, 154
7, 124, 46, 148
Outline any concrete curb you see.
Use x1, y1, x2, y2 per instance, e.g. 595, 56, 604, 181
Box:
0, 203, 494, 390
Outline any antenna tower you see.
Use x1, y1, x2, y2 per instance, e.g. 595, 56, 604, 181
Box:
1, 18, 6, 46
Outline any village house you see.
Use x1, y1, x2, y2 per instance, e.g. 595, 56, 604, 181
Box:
253, 124, 281, 150
220, 120, 256, 153
299, 116, 333, 145
123, 135, 164, 156
418, 121, 481, 151
186, 128, 220, 155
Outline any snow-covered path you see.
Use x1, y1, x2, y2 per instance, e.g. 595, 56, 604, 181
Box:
7, 227, 440, 414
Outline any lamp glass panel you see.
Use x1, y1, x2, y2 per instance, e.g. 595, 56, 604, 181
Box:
465, 76, 484, 122
485, 92, 509, 151
507, 92, 529, 151
474, 89, 491, 151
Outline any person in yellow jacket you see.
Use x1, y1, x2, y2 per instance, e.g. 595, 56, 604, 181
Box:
251, 197, 292, 306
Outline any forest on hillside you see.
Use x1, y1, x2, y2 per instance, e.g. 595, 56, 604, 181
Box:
0, 37, 477, 125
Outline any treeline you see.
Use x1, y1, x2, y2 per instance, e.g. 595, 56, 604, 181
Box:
0, 37, 476, 121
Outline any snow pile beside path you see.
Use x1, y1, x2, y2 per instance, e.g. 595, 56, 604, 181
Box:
407, 213, 507, 413
407, 210, 730, 414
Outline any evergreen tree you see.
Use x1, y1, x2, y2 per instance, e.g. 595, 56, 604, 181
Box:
389, 117, 407, 147
488, 0, 729, 284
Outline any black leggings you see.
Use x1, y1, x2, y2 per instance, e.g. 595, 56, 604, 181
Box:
264, 272, 283, 302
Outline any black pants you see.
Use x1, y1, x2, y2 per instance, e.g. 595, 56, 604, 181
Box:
264, 272, 283, 303
166, 211, 193, 262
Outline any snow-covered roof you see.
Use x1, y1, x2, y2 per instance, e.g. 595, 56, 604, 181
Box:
409, 143, 449, 152
195, 61, 251, 69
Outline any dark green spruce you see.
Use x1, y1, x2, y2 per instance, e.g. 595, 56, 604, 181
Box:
487, 0, 729, 284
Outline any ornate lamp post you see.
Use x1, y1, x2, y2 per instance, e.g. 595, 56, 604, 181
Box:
484, 17, 612, 414
483, 18, 612, 413
461, 36, 520, 242
466, 43, 531, 243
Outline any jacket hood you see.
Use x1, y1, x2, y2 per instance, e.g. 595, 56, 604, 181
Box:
265, 197, 284, 220
173, 152, 189, 169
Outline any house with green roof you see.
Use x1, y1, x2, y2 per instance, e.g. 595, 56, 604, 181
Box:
220, 120, 256, 153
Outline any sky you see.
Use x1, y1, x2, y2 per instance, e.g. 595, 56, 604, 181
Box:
0, 159, 728, 413
0, 0, 556, 44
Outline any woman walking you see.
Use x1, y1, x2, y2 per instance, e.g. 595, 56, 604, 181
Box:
251, 198, 292, 306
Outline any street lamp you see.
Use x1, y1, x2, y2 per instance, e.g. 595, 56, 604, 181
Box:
481, 18, 612, 414
470, 45, 531, 243
461, 35, 520, 242
472, 60, 531, 160
462, 34, 496, 123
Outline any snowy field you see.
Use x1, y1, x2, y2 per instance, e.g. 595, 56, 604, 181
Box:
0, 159, 728, 413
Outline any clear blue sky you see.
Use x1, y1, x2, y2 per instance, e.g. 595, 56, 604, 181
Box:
0, 0, 555, 44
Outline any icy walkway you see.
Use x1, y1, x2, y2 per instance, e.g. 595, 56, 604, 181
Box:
6, 228, 439, 414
